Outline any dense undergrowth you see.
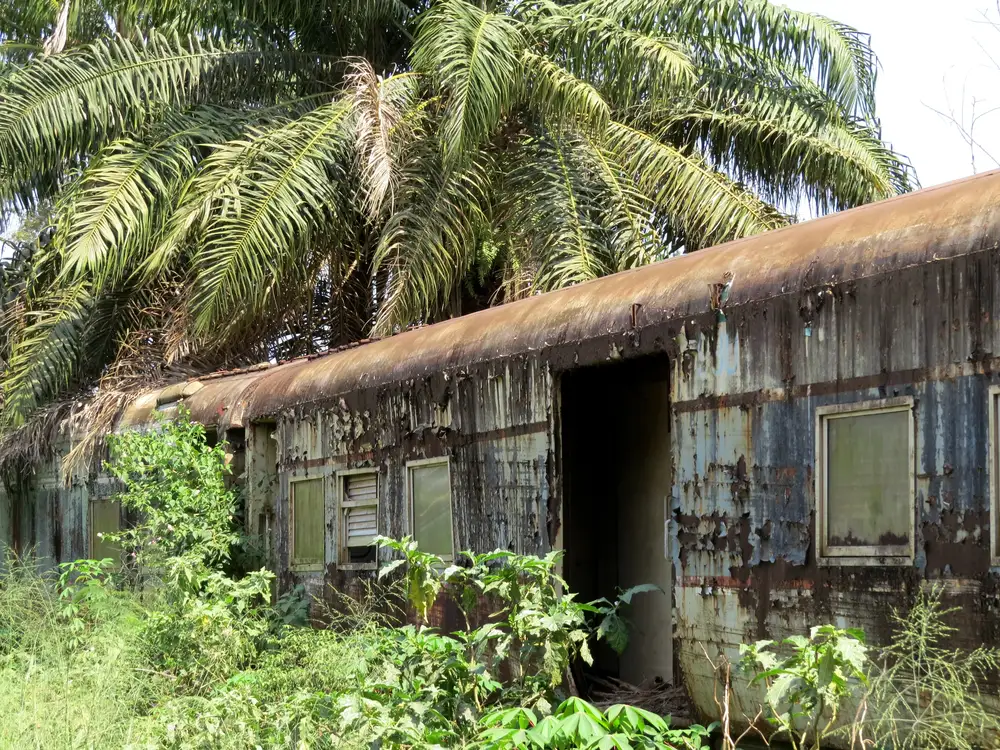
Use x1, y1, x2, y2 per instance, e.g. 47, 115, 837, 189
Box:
3, 414, 1000, 750
0, 415, 710, 749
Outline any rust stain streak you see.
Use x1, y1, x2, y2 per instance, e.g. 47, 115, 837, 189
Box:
673, 360, 1000, 413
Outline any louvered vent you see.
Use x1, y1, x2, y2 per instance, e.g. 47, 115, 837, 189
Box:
346, 506, 377, 545
341, 472, 378, 563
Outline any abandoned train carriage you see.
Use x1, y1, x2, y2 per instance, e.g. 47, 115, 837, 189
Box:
5, 170, 1000, 717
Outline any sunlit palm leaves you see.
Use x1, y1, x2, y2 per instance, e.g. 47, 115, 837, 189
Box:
0, 0, 916, 426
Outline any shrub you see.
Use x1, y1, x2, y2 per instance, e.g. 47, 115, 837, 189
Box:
105, 410, 275, 693
477, 697, 711, 750
741, 625, 867, 750
105, 412, 239, 569
865, 586, 1000, 749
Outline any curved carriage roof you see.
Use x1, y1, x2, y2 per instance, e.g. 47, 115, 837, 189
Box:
123, 169, 1000, 428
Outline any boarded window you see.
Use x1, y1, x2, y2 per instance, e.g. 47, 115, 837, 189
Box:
409, 461, 453, 559
90, 500, 121, 562
818, 401, 913, 559
291, 478, 325, 567
340, 472, 378, 565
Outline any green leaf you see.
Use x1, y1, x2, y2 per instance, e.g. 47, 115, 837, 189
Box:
835, 636, 868, 675
558, 712, 610, 743
580, 637, 594, 666
378, 559, 407, 579
595, 734, 635, 750
618, 583, 662, 605
598, 612, 630, 655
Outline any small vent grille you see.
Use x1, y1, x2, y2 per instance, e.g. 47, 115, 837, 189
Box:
345, 507, 377, 545
344, 473, 377, 504
342, 473, 378, 556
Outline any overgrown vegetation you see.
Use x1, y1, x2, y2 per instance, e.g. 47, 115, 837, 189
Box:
3, 415, 999, 750
864, 590, 1000, 749
0, 415, 709, 749
725, 591, 1000, 749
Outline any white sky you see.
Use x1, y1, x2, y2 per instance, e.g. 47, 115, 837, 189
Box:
784, 0, 1000, 188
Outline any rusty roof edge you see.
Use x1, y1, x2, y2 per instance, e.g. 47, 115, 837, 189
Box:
121, 169, 1000, 425
240, 170, 1000, 418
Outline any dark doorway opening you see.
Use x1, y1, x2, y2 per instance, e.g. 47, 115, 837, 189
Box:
561, 354, 673, 684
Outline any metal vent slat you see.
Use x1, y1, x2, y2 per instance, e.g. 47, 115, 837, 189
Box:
345, 474, 378, 502
346, 507, 377, 544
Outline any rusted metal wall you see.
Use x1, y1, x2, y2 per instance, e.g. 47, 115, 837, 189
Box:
10, 449, 91, 568
273, 357, 555, 601
671, 247, 1000, 719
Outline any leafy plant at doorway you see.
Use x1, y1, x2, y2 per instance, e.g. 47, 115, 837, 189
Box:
587, 584, 664, 655
376, 536, 662, 689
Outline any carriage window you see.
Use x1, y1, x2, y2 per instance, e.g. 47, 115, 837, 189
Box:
408, 460, 454, 559
340, 471, 378, 566
291, 477, 325, 568
90, 500, 121, 563
816, 399, 914, 562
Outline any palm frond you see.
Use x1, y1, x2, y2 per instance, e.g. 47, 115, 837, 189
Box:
413, 0, 525, 165
606, 120, 789, 248
522, 51, 610, 130
349, 64, 424, 219
533, 9, 695, 105
587, 0, 878, 119
181, 99, 355, 343
659, 100, 914, 212
577, 133, 661, 270
498, 131, 609, 293
51, 110, 238, 293
1, 280, 92, 427
0, 30, 336, 203
373, 148, 492, 333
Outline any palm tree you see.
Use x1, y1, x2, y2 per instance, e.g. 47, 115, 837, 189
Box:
0, 0, 915, 427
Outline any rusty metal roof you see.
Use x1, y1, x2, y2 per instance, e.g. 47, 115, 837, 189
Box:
125, 169, 1000, 425
119, 369, 270, 430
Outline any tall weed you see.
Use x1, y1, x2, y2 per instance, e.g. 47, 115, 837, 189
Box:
0, 555, 153, 749
865, 586, 1000, 749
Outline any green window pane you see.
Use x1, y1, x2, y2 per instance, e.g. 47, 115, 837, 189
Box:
90, 500, 121, 563
410, 463, 453, 558
827, 410, 910, 549
292, 478, 325, 565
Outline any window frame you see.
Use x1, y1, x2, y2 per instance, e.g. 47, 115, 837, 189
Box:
406, 457, 455, 561
289, 471, 329, 572
814, 396, 916, 566
88, 498, 121, 562
337, 467, 380, 571
990, 386, 1000, 565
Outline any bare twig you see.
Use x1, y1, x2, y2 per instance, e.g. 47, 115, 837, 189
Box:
701, 644, 768, 750
928, 3, 1000, 174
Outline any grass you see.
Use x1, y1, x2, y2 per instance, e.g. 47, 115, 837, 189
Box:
0, 556, 392, 750
0, 560, 153, 749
